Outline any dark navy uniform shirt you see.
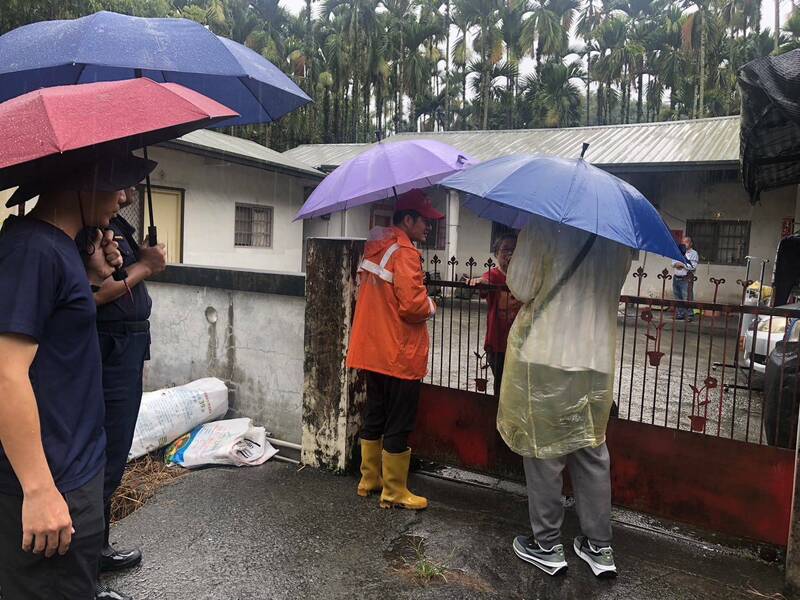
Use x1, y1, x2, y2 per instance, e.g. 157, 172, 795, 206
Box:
96, 216, 152, 323
0, 216, 106, 495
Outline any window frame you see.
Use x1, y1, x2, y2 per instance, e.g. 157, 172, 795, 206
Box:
235, 202, 274, 249
685, 219, 751, 266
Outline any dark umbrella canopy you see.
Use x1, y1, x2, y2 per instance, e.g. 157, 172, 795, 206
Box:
739, 49, 800, 203
0, 11, 310, 126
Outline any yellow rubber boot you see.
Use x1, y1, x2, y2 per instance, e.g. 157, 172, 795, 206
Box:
379, 449, 428, 510
357, 438, 383, 497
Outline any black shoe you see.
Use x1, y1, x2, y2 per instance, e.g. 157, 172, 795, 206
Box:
95, 583, 133, 600
99, 544, 142, 572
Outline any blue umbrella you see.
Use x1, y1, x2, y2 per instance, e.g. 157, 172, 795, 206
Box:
0, 11, 310, 126
439, 152, 684, 262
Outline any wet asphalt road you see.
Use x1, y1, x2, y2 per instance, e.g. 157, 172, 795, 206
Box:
106, 461, 784, 600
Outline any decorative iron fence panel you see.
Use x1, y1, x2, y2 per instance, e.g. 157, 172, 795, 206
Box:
425, 256, 800, 447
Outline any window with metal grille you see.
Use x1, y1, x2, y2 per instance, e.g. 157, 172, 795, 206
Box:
235, 204, 273, 248
686, 220, 750, 266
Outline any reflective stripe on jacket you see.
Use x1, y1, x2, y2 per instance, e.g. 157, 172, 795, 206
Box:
346, 226, 435, 380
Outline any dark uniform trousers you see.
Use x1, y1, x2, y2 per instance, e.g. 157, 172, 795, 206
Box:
97, 321, 150, 545
0, 471, 105, 600
361, 371, 421, 453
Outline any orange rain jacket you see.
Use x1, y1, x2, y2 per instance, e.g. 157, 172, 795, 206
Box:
346, 226, 436, 381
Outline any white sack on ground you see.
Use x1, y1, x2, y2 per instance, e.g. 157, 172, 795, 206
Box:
498, 220, 632, 459
165, 418, 278, 468
128, 377, 228, 461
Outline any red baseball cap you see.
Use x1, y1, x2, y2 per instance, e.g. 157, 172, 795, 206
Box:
395, 188, 445, 220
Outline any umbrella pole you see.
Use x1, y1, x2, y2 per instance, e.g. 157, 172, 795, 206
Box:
142, 145, 158, 246
134, 68, 158, 246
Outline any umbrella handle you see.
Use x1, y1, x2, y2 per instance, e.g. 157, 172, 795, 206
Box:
112, 266, 129, 281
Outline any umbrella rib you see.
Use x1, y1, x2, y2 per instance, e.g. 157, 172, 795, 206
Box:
240, 76, 276, 124
560, 160, 583, 226
36, 94, 65, 153
383, 145, 401, 200
75, 63, 87, 84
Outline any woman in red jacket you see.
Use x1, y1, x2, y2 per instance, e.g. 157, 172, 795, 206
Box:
469, 233, 521, 395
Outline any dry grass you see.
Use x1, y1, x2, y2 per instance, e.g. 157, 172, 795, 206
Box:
109, 452, 187, 523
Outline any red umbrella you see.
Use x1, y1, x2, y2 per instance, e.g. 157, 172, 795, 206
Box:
0, 78, 238, 243
0, 77, 237, 187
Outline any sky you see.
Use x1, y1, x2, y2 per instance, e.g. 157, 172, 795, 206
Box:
278, 0, 795, 38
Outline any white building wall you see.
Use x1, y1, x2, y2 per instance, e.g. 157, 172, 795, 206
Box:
0, 189, 14, 225
147, 147, 312, 273
455, 207, 495, 271
621, 177, 796, 304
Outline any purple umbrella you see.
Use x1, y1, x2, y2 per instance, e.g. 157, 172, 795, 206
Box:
294, 139, 474, 220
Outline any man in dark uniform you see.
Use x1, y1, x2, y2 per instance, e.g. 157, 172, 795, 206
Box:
89, 186, 166, 575
0, 154, 151, 600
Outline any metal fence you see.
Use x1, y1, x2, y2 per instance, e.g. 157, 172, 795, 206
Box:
424, 256, 800, 448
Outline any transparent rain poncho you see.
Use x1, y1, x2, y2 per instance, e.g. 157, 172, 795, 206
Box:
497, 219, 633, 459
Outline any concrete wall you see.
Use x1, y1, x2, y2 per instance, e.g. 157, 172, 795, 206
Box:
147, 147, 314, 273
143, 269, 306, 443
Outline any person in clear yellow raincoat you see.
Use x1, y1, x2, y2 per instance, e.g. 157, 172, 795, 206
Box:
501, 218, 632, 579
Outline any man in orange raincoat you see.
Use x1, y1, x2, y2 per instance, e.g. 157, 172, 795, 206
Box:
346, 189, 444, 510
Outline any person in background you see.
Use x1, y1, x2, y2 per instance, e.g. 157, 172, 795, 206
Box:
0, 155, 153, 600
673, 236, 699, 321
467, 233, 521, 394
88, 186, 166, 579
347, 189, 443, 511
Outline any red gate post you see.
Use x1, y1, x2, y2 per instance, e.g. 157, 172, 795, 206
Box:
787, 436, 800, 594
300, 238, 367, 472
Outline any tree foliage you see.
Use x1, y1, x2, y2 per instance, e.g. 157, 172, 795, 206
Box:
1, 0, 798, 150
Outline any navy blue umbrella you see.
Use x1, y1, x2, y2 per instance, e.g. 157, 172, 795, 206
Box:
440, 152, 685, 262
0, 11, 311, 127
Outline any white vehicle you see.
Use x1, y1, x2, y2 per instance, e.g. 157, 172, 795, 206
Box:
742, 303, 800, 374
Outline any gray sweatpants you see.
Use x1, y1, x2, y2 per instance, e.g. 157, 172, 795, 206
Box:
522, 443, 612, 548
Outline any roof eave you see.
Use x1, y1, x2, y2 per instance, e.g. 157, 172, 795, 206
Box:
598, 160, 739, 173
160, 139, 325, 181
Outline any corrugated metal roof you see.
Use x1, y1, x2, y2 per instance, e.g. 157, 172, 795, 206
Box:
282, 143, 370, 171
163, 129, 325, 179
283, 116, 740, 171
